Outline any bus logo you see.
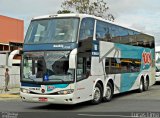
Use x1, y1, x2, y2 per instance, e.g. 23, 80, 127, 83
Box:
47, 86, 55, 91
142, 52, 151, 65
53, 44, 64, 48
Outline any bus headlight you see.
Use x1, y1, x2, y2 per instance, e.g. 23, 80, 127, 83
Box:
57, 89, 74, 95
20, 88, 30, 93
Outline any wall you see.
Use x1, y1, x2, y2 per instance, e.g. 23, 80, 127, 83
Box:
0, 54, 7, 66
0, 66, 20, 89
0, 15, 24, 43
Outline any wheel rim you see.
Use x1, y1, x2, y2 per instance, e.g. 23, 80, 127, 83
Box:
140, 80, 143, 90
145, 80, 149, 89
105, 85, 111, 99
93, 87, 101, 102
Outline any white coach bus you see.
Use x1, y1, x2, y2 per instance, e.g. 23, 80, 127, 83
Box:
20, 14, 155, 104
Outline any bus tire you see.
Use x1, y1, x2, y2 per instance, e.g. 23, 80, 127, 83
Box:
103, 82, 113, 102
144, 79, 149, 91
91, 83, 103, 105
138, 79, 144, 93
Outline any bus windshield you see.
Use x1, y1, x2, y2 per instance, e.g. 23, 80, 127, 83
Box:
22, 51, 74, 83
24, 18, 79, 44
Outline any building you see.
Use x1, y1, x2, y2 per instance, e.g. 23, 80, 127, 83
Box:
0, 15, 24, 90
0, 15, 24, 66
0, 15, 23, 43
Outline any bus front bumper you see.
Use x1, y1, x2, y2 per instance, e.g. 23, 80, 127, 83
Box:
20, 92, 75, 104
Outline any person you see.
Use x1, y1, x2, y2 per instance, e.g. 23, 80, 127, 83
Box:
4, 68, 10, 91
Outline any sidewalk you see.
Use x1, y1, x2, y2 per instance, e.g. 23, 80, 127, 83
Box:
0, 88, 20, 99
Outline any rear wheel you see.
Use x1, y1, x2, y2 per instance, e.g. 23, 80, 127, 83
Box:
103, 82, 113, 102
138, 79, 144, 93
91, 83, 103, 104
144, 79, 149, 91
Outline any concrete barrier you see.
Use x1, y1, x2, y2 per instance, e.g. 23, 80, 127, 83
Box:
0, 66, 20, 89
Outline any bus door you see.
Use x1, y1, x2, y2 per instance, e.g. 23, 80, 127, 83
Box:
75, 55, 93, 101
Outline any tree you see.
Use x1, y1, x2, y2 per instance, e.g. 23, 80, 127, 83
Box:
57, 10, 72, 14
58, 0, 115, 21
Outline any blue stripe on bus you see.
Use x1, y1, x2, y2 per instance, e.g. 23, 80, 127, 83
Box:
115, 43, 144, 59
23, 43, 77, 51
92, 40, 99, 52
120, 73, 139, 92
92, 40, 99, 44
115, 43, 154, 70
48, 84, 69, 88
21, 83, 41, 87
21, 82, 69, 89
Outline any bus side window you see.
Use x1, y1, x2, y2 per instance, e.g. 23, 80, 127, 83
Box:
79, 18, 94, 41
105, 58, 141, 74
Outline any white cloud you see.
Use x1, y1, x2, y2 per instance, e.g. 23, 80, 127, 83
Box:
108, 0, 160, 15
0, 0, 65, 22
0, 0, 64, 32
107, 0, 160, 45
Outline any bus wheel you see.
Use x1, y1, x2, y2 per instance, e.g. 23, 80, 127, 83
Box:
138, 79, 144, 93
91, 83, 103, 104
103, 82, 113, 102
144, 79, 149, 91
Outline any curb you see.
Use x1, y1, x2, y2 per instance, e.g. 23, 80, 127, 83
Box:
0, 93, 20, 98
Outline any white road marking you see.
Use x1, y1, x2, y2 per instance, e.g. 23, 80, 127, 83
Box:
78, 114, 138, 118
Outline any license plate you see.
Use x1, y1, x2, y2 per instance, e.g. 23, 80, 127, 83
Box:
39, 97, 48, 102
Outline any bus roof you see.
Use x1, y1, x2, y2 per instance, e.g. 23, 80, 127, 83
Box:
32, 13, 154, 37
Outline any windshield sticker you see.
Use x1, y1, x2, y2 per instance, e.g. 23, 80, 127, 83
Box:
43, 74, 49, 81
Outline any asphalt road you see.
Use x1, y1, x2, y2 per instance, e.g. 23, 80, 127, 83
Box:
0, 83, 160, 118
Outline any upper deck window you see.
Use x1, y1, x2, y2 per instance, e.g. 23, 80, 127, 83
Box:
96, 20, 154, 48
24, 18, 79, 44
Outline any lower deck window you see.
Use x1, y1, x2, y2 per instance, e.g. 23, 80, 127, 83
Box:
105, 58, 141, 74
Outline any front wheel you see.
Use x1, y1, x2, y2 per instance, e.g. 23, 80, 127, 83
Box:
91, 83, 103, 105
103, 82, 113, 102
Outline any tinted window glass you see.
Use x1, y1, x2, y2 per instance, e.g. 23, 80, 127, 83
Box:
105, 58, 141, 74
25, 18, 79, 44
96, 20, 154, 48
79, 18, 94, 40
22, 51, 75, 83
76, 52, 91, 81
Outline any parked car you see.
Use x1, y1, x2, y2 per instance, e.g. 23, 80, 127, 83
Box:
156, 66, 160, 82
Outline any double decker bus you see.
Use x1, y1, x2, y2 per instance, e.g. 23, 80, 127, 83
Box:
20, 14, 155, 104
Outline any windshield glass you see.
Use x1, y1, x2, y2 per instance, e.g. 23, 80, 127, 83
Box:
25, 18, 79, 44
22, 51, 74, 83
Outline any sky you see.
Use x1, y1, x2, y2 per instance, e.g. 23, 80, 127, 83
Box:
0, 0, 160, 45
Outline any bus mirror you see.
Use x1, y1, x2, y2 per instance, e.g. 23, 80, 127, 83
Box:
78, 42, 82, 48
69, 49, 77, 69
19, 50, 23, 54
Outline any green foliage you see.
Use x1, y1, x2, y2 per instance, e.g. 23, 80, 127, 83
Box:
57, 10, 72, 14
58, 0, 115, 21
